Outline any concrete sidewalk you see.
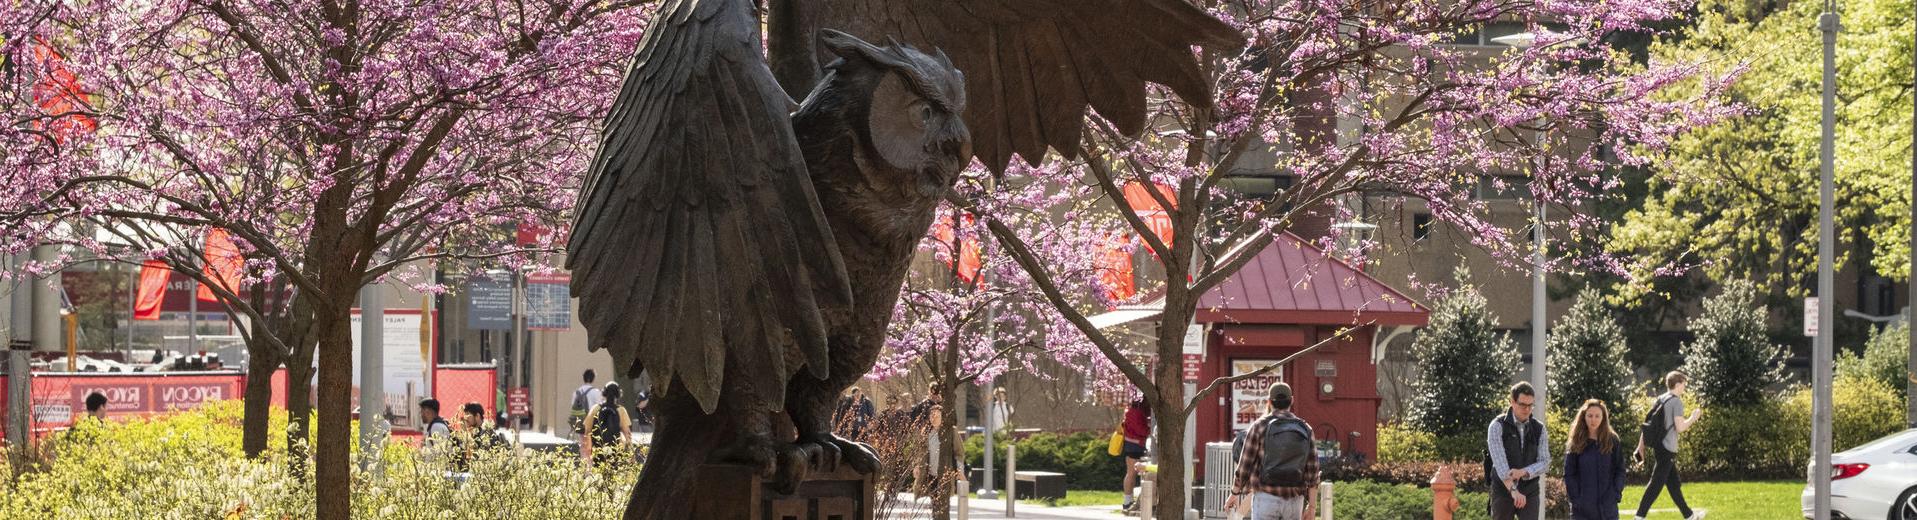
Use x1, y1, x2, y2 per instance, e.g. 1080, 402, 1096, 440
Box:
883, 494, 1134, 520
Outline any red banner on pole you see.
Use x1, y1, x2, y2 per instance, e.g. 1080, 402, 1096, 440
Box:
133, 260, 170, 320
931, 212, 983, 284
1122, 181, 1177, 246
1098, 234, 1136, 302
30, 38, 98, 143
198, 228, 244, 302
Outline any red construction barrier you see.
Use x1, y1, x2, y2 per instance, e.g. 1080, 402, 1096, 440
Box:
2, 365, 495, 442
433, 365, 498, 421
0, 371, 244, 441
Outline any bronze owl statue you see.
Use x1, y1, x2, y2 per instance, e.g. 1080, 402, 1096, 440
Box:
566, 0, 1241, 517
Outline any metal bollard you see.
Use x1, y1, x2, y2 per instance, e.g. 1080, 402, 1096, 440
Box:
958, 479, 969, 520
1319, 482, 1333, 520
1005, 444, 1016, 518
1430, 466, 1460, 520
1138, 466, 1156, 520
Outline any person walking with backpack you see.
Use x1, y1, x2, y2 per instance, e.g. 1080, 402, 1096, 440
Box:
569, 369, 604, 438
581, 381, 632, 468
1633, 371, 1704, 520
1485, 382, 1550, 520
1565, 399, 1626, 520
1225, 382, 1319, 520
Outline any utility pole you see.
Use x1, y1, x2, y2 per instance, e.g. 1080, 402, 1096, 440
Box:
1907, 1, 1917, 428
358, 283, 385, 471
509, 270, 526, 426
6, 253, 32, 446
1811, 5, 1840, 520
31, 245, 60, 353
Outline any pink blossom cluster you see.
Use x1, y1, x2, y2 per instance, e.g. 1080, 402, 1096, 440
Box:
0, 0, 650, 292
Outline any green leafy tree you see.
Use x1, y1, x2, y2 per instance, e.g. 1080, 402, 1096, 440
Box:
1408, 268, 1521, 438
1610, 0, 1912, 303
1546, 287, 1636, 416
1680, 281, 1785, 408
1838, 320, 1912, 400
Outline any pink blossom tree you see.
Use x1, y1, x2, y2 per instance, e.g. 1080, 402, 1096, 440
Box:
873, 178, 1133, 518
950, 0, 1743, 517
0, 1, 648, 516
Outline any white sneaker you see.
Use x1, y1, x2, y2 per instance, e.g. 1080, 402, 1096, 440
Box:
1632, 516, 1646, 520
1687, 512, 1708, 520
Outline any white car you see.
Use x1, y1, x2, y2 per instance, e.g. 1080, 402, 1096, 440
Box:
1803, 428, 1917, 520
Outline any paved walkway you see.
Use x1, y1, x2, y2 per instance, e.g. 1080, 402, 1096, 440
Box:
883, 494, 1133, 520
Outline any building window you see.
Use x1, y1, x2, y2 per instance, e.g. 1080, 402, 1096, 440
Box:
1447, 21, 1528, 46
1413, 213, 1434, 241
1476, 174, 1532, 200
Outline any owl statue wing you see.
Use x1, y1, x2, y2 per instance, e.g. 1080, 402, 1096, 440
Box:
771, 0, 1247, 172
568, 0, 847, 414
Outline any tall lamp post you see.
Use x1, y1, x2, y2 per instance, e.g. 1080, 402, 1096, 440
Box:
1491, 31, 1552, 415
1907, 0, 1917, 430
1812, 4, 1839, 520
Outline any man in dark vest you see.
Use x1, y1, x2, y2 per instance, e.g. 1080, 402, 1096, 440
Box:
1486, 381, 1550, 520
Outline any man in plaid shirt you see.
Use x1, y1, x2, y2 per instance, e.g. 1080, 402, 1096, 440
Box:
1226, 382, 1320, 520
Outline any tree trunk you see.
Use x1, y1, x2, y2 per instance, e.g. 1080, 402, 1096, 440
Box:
286, 346, 316, 475
242, 337, 281, 458
932, 381, 961, 520
314, 305, 355, 519
279, 303, 318, 478
1151, 287, 1197, 520
1150, 380, 1190, 520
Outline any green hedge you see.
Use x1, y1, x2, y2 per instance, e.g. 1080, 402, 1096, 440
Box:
1331, 480, 1495, 520
963, 431, 1126, 490
1381, 374, 1907, 481
1376, 423, 1488, 463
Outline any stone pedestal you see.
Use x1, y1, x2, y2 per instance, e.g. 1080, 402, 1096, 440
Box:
689, 464, 874, 520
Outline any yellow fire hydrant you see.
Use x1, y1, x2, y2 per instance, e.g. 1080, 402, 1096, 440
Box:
1431, 466, 1461, 520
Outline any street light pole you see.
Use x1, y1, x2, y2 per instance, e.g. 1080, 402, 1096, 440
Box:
1533, 200, 1547, 410
358, 282, 385, 472
6, 253, 31, 446
1488, 31, 1552, 415
1907, 1, 1917, 428
1813, 6, 1839, 520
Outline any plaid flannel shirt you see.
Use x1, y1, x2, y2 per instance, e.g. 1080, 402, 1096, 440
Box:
1231, 411, 1320, 499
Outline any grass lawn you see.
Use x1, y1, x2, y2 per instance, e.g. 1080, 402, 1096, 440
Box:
1617, 481, 1801, 519
969, 489, 1128, 508
975, 481, 1804, 517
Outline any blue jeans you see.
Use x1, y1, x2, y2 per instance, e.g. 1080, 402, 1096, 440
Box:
1251, 492, 1305, 520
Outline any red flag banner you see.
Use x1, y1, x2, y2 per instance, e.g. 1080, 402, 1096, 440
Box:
133, 260, 170, 320
30, 39, 97, 143
197, 228, 243, 302
1098, 234, 1136, 303
930, 212, 982, 284
1122, 181, 1177, 247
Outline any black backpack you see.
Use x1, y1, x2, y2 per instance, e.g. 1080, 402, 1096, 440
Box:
569, 387, 594, 433
591, 403, 624, 448
1258, 416, 1314, 486
1638, 395, 1673, 450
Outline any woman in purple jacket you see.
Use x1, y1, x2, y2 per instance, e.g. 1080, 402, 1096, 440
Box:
1564, 399, 1627, 520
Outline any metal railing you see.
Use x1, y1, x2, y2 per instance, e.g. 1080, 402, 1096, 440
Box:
1202, 442, 1235, 518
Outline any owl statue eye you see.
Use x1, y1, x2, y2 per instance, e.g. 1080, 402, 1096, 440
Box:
915, 104, 936, 129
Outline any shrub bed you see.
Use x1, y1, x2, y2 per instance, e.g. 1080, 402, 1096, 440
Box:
0, 401, 639, 519
963, 430, 1126, 490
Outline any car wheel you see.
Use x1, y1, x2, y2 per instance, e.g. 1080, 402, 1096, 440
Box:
1896, 487, 1917, 520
